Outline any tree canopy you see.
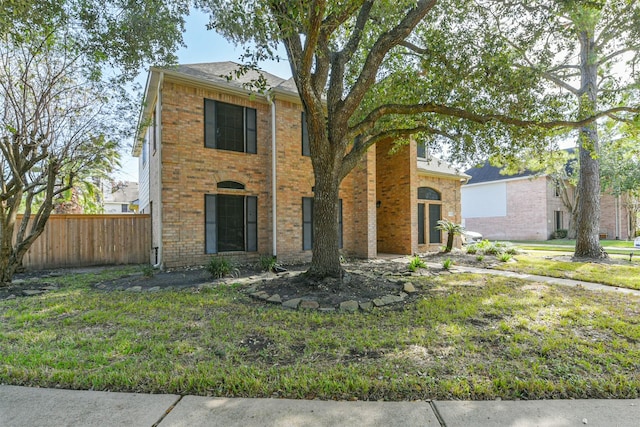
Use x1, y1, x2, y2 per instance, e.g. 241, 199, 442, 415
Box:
197, 0, 638, 276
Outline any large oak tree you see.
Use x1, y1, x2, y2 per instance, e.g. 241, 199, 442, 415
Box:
198, 0, 637, 278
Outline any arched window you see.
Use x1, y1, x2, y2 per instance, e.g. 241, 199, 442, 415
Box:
418, 187, 441, 200
217, 181, 245, 190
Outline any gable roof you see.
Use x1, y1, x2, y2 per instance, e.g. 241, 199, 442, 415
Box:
172, 62, 297, 95
464, 162, 535, 184
465, 148, 577, 185
133, 61, 299, 155
418, 157, 470, 180
160, 61, 301, 99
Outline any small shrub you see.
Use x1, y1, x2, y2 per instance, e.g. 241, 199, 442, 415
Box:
476, 255, 485, 262
408, 256, 427, 272
466, 245, 478, 255
206, 256, 236, 278
259, 255, 277, 272
499, 253, 512, 262
442, 258, 453, 270
484, 245, 501, 256
141, 264, 155, 278
553, 229, 568, 239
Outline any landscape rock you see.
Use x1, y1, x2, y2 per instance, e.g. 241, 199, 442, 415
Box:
339, 300, 359, 312
403, 283, 416, 293
282, 298, 302, 309
267, 294, 282, 303
299, 300, 320, 310
125, 286, 142, 292
359, 301, 373, 311
252, 291, 270, 300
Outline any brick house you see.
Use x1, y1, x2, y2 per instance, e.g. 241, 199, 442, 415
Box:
133, 62, 469, 268
461, 161, 630, 241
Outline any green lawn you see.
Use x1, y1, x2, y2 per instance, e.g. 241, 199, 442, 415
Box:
1, 268, 639, 400
491, 253, 640, 290
509, 239, 639, 256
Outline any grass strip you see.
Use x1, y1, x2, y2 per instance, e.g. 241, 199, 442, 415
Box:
492, 254, 640, 290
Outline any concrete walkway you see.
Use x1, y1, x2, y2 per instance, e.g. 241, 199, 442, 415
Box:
1, 385, 639, 427
435, 263, 640, 297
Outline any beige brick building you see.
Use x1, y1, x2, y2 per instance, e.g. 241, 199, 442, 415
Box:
462, 162, 631, 241
133, 62, 469, 268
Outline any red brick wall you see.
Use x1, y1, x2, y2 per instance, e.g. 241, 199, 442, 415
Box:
155, 78, 465, 267
376, 139, 414, 254
157, 80, 376, 267
159, 81, 272, 267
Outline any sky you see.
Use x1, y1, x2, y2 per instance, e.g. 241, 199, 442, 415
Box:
115, 10, 292, 183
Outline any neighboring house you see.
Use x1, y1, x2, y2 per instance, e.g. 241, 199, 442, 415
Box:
133, 62, 469, 268
461, 162, 630, 241
103, 181, 139, 214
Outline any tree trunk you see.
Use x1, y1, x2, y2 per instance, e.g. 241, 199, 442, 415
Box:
445, 233, 454, 252
307, 151, 343, 279
0, 218, 18, 286
573, 29, 606, 259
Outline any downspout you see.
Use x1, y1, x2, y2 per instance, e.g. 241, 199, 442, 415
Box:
268, 92, 277, 257
153, 72, 164, 268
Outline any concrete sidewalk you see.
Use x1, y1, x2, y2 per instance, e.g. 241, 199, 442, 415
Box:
1, 385, 638, 427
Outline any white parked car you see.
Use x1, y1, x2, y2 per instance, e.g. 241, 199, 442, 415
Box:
463, 230, 483, 244
634, 237, 640, 248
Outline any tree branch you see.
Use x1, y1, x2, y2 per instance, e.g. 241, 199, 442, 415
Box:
339, 0, 437, 118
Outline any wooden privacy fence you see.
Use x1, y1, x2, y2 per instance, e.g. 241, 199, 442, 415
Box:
14, 214, 151, 270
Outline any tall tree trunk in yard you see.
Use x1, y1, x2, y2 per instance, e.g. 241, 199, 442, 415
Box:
308, 164, 342, 278
574, 28, 606, 259
306, 100, 347, 279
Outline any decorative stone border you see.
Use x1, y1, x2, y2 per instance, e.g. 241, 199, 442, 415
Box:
245, 280, 418, 312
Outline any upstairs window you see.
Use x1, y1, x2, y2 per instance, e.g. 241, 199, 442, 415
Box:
417, 142, 426, 159
141, 135, 148, 166
204, 99, 257, 153
301, 111, 310, 156
151, 109, 157, 153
